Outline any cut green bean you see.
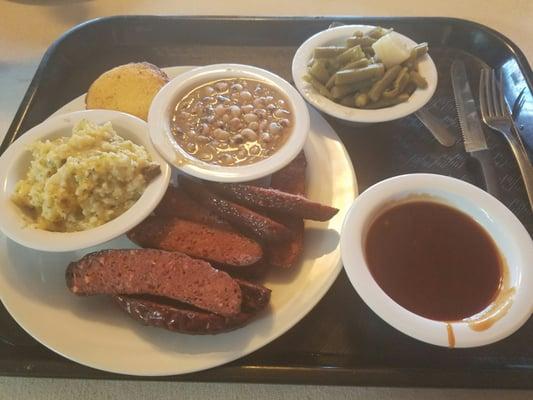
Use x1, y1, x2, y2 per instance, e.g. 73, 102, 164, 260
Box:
335, 63, 384, 85
325, 73, 337, 89
403, 42, 429, 69
382, 67, 410, 99
330, 79, 375, 98
309, 60, 330, 83
403, 82, 418, 96
346, 36, 377, 47
354, 30, 364, 38
303, 74, 332, 97
367, 26, 393, 39
343, 58, 370, 70
368, 65, 402, 102
363, 93, 410, 109
313, 46, 347, 59
336, 45, 365, 66
409, 70, 428, 89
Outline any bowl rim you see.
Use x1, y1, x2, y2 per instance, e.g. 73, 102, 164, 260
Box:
291, 24, 438, 124
147, 63, 310, 182
0, 109, 171, 252
340, 173, 533, 348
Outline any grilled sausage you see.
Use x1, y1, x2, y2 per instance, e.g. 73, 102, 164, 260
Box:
267, 153, 307, 268
66, 249, 241, 317
128, 216, 263, 267
154, 186, 233, 230
179, 176, 291, 242
208, 183, 339, 221
270, 151, 307, 195
113, 278, 271, 334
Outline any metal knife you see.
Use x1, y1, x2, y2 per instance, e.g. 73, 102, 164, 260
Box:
415, 107, 457, 147
451, 60, 500, 197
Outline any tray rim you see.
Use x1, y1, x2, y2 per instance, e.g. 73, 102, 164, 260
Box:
0, 15, 532, 388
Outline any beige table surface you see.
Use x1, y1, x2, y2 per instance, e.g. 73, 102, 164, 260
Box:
0, 0, 531, 398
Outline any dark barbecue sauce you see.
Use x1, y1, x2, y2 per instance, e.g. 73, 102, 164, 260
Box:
365, 200, 502, 321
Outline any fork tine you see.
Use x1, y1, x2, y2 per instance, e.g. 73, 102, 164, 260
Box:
484, 68, 495, 117
479, 69, 489, 120
490, 69, 502, 116
497, 70, 511, 117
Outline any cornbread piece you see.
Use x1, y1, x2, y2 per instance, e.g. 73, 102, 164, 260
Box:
179, 176, 291, 242
66, 249, 241, 317
113, 279, 271, 334
128, 216, 263, 267
268, 153, 307, 268
154, 186, 233, 230
86, 62, 168, 121
208, 182, 339, 221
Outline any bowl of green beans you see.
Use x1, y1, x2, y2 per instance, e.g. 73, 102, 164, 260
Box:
292, 25, 438, 124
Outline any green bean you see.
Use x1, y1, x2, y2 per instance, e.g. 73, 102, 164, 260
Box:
403, 82, 418, 96
335, 63, 384, 85
403, 42, 429, 69
409, 70, 428, 89
362, 46, 375, 57
336, 45, 365, 66
353, 30, 364, 38
343, 58, 370, 70
368, 65, 402, 102
354, 92, 369, 108
382, 67, 410, 99
367, 26, 393, 39
346, 36, 377, 47
340, 95, 355, 107
330, 80, 374, 99
313, 46, 347, 59
325, 73, 337, 89
309, 60, 330, 84
363, 93, 410, 109
303, 74, 332, 97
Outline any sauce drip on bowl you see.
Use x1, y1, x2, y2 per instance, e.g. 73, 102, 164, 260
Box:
364, 200, 502, 321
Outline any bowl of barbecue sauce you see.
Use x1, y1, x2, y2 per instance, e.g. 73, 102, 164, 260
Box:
341, 174, 533, 348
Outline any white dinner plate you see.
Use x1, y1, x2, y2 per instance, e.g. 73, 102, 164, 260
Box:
0, 66, 358, 376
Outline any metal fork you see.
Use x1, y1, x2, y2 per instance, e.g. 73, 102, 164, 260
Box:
479, 69, 533, 210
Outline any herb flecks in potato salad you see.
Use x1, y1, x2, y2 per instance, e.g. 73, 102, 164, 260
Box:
12, 119, 160, 232
304, 26, 429, 109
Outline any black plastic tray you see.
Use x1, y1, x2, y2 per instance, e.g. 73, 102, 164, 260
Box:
1, 16, 532, 389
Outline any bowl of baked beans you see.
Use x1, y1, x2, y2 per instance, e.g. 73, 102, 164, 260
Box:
148, 64, 310, 182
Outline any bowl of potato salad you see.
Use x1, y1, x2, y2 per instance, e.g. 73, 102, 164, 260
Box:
292, 25, 438, 124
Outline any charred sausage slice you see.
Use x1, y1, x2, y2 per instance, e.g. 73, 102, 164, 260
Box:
113, 279, 271, 334
66, 249, 241, 317
179, 176, 291, 242
154, 186, 233, 230
128, 217, 263, 267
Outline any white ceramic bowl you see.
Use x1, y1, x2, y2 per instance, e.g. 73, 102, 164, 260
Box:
341, 174, 533, 348
292, 25, 438, 124
148, 64, 310, 182
0, 110, 171, 252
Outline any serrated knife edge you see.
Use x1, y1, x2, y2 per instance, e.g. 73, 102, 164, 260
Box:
451, 60, 488, 152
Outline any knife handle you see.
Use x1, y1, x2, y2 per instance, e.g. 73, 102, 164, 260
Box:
472, 150, 500, 199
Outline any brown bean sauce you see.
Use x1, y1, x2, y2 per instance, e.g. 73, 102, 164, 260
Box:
171, 78, 293, 166
364, 200, 503, 321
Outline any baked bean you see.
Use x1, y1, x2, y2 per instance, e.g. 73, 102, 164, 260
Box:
274, 109, 290, 119
241, 128, 257, 142
243, 113, 258, 123
242, 104, 254, 113
248, 121, 259, 131
229, 105, 241, 117
229, 118, 242, 131
215, 82, 228, 92
239, 91, 253, 103
269, 122, 282, 135
260, 132, 272, 142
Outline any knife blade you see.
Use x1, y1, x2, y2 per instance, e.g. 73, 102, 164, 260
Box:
451, 60, 499, 197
